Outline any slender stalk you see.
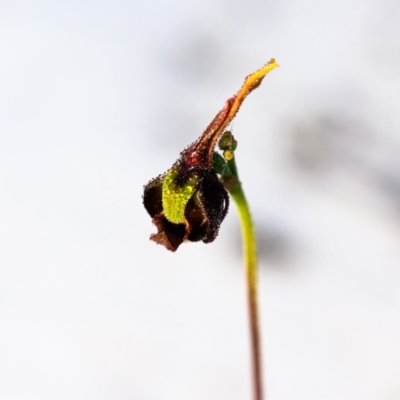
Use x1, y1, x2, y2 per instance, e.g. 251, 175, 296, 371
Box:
223, 157, 263, 400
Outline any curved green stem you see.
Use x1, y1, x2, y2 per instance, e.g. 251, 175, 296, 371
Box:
223, 157, 263, 400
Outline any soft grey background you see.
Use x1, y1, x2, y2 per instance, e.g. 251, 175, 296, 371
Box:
1, 1, 400, 399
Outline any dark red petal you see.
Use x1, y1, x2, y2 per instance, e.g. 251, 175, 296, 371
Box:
185, 196, 209, 242
198, 171, 229, 243
150, 213, 186, 252
143, 175, 164, 218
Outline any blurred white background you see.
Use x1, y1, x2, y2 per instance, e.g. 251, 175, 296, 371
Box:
1, 1, 400, 399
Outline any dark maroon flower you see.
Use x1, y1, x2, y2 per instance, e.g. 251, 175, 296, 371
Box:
143, 59, 279, 251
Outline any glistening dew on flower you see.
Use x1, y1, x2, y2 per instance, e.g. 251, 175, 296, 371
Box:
143, 59, 279, 252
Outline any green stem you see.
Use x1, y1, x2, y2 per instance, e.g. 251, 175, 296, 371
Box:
223, 158, 264, 400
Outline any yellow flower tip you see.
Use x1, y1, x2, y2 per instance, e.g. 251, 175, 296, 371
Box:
257, 58, 279, 77
268, 58, 280, 68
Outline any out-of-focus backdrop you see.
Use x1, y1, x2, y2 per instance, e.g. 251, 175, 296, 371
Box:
1, 1, 400, 399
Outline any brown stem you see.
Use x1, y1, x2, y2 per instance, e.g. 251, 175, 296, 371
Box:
248, 279, 263, 400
